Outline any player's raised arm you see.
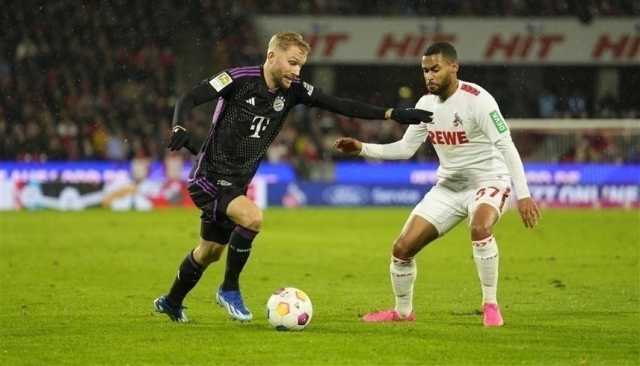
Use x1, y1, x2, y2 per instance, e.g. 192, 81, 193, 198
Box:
475, 97, 541, 228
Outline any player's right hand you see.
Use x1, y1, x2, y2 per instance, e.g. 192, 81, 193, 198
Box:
334, 137, 362, 155
390, 108, 433, 125
167, 125, 191, 151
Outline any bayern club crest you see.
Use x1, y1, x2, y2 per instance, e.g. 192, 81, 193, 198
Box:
273, 96, 285, 112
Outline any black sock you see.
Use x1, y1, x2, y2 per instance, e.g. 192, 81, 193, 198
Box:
167, 250, 204, 306
221, 226, 257, 291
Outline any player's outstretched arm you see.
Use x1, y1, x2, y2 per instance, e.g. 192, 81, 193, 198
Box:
313, 91, 432, 125
334, 122, 427, 160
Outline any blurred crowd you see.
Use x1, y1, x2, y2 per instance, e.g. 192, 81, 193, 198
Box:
208, 0, 639, 17
1, 0, 638, 169
2, 1, 183, 161
1, 1, 259, 162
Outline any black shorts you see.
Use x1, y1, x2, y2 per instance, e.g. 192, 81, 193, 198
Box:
188, 177, 246, 244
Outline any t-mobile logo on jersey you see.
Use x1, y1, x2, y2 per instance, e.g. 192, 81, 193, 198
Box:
249, 115, 270, 138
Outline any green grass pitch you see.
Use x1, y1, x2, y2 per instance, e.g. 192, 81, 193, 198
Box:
1, 208, 638, 365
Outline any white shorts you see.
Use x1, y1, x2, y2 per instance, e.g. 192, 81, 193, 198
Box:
411, 180, 512, 236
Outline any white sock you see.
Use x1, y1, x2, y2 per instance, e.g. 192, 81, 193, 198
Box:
472, 236, 499, 304
390, 256, 417, 317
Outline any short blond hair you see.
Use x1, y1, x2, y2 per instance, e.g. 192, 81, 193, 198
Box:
268, 32, 311, 54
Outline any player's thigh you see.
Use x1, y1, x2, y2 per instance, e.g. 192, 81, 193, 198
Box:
226, 195, 263, 230
188, 178, 236, 244
467, 181, 512, 224
411, 184, 467, 237
393, 214, 440, 258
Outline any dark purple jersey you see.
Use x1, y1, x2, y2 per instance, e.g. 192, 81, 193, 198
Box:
173, 65, 387, 188
190, 66, 320, 187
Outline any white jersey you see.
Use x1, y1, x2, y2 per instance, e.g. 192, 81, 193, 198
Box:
360, 80, 530, 198
416, 81, 510, 184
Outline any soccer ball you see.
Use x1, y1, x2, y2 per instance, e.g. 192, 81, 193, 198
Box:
266, 287, 313, 331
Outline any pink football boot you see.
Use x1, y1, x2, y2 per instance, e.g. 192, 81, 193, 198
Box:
362, 310, 416, 322
482, 303, 504, 327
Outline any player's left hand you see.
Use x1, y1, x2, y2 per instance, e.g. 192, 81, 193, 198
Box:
517, 197, 541, 228
390, 108, 433, 125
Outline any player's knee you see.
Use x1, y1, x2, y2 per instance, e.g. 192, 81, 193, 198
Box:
392, 236, 414, 260
470, 223, 493, 241
240, 209, 263, 232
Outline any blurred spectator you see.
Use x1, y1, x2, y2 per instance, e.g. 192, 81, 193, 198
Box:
567, 89, 589, 118
596, 92, 619, 118
537, 89, 558, 118
396, 86, 415, 109
106, 129, 129, 161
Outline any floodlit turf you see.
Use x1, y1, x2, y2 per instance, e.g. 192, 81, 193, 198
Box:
1, 208, 638, 365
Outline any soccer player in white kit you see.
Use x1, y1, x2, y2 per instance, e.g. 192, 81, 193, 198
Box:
335, 42, 541, 327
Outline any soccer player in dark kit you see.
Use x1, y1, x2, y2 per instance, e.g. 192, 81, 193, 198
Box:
154, 32, 432, 322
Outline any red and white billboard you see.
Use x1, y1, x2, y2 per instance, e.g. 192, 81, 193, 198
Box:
255, 16, 640, 65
